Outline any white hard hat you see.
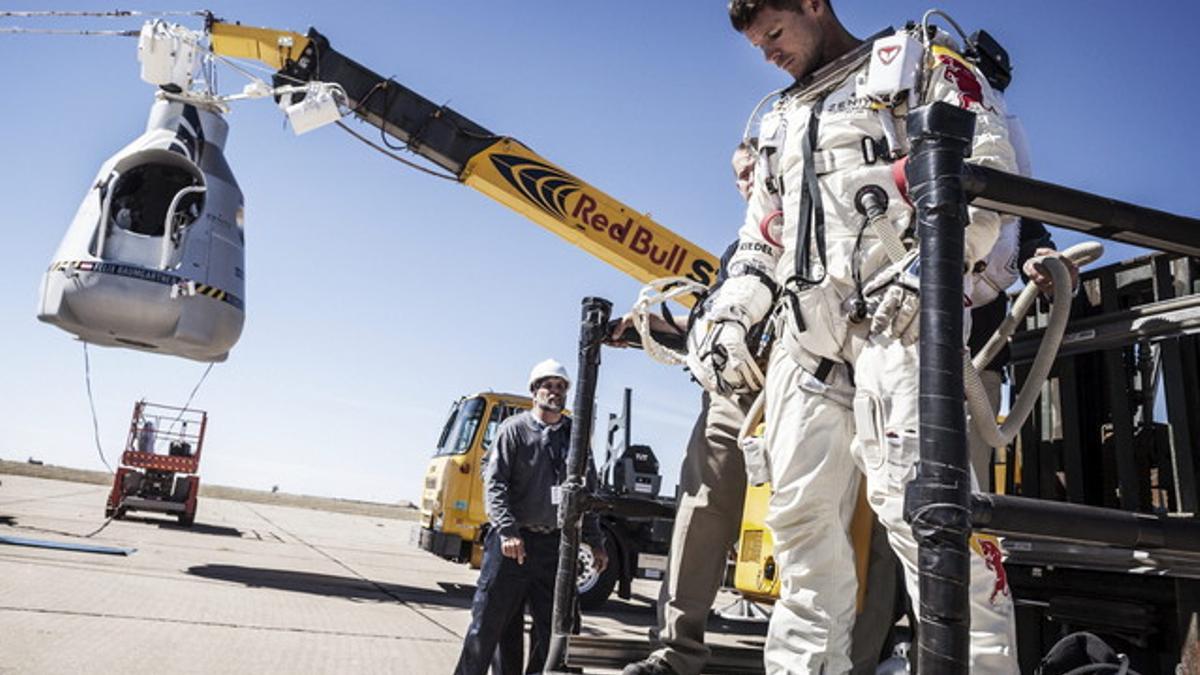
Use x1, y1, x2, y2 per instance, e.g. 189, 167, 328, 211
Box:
528, 358, 571, 392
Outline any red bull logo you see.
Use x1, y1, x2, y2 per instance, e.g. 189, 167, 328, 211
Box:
489, 152, 716, 286
975, 536, 1010, 605
937, 54, 985, 111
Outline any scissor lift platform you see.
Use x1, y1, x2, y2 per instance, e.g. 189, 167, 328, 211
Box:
105, 401, 207, 526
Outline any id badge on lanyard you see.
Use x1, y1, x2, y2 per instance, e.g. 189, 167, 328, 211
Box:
546, 427, 565, 506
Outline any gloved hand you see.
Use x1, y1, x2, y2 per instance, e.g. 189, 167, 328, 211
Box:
686, 317, 764, 395
1023, 247, 1080, 297
870, 283, 920, 345
864, 249, 921, 346
685, 273, 773, 394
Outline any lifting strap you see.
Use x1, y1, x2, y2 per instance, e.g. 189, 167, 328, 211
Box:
794, 103, 827, 286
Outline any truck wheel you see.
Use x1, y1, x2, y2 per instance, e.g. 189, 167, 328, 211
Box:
577, 537, 618, 610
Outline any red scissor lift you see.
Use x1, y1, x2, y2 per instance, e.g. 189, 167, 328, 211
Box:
105, 401, 207, 526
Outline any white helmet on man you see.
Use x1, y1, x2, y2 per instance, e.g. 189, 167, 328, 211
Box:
528, 358, 571, 392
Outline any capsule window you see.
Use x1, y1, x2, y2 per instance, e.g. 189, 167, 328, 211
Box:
109, 162, 203, 238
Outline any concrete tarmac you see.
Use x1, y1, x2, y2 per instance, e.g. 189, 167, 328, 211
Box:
0, 475, 764, 674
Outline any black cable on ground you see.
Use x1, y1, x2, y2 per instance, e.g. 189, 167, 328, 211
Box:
10, 515, 117, 540
243, 504, 464, 640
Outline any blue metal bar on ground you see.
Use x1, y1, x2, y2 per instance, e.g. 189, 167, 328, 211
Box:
0, 534, 136, 556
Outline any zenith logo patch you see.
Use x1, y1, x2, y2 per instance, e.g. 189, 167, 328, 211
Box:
490, 154, 581, 221
877, 45, 901, 65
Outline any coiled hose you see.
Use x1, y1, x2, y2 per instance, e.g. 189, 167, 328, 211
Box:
964, 241, 1104, 448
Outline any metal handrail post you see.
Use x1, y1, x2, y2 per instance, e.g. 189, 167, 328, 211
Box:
904, 101, 977, 674
545, 296, 611, 673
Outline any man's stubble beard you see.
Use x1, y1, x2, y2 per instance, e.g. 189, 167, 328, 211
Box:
535, 394, 565, 413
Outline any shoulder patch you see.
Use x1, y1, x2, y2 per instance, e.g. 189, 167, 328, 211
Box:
935, 50, 986, 112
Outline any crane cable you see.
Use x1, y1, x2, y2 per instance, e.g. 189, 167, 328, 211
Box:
4, 12, 462, 182
334, 121, 458, 181
0, 27, 138, 36
0, 10, 208, 18
207, 50, 459, 181
0, 8, 208, 35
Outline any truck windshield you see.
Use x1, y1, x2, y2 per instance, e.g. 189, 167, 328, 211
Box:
435, 396, 486, 456
434, 400, 460, 452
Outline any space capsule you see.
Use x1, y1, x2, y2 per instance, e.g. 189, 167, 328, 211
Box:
38, 95, 245, 362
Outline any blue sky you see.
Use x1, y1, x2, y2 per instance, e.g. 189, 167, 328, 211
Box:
2, 2, 1197, 504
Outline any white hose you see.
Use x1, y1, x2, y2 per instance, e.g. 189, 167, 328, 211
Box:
738, 390, 766, 449
965, 242, 1104, 447
737, 390, 771, 486
973, 242, 1103, 372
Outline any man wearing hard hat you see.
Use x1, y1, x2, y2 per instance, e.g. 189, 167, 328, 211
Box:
454, 358, 608, 675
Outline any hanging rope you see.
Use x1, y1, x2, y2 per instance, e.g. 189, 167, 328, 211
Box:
630, 277, 708, 366
166, 362, 214, 434
82, 342, 114, 473
178, 362, 214, 414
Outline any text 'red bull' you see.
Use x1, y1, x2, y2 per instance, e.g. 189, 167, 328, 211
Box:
571, 193, 715, 286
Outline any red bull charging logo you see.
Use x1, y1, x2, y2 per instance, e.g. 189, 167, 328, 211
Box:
937, 54, 985, 111
974, 536, 1010, 605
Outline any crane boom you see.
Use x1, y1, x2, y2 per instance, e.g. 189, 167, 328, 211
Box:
209, 21, 719, 298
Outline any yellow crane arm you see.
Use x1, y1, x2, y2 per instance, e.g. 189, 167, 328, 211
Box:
207, 21, 719, 300
208, 22, 308, 72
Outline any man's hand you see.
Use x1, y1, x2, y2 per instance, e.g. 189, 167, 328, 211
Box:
870, 284, 920, 346
865, 250, 921, 346
501, 535, 526, 565
1023, 247, 1079, 296
606, 311, 682, 348
592, 544, 609, 574
606, 313, 637, 348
